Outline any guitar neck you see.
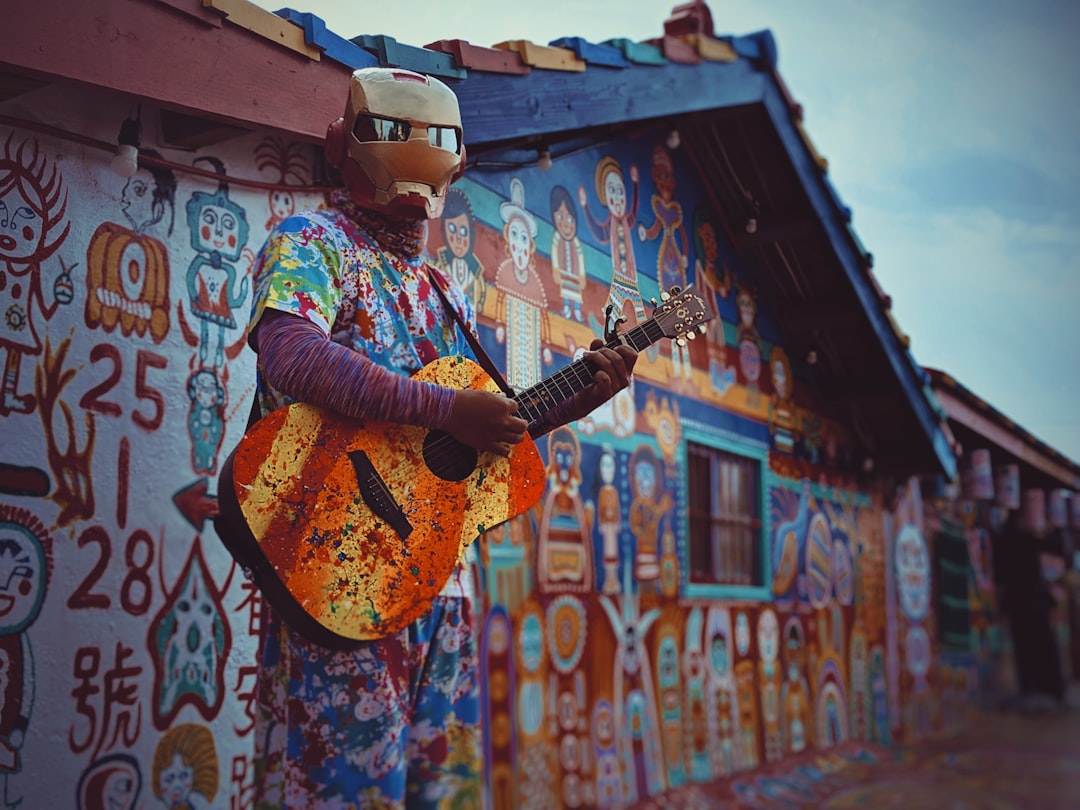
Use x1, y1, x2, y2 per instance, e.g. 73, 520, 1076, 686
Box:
513, 318, 666, 426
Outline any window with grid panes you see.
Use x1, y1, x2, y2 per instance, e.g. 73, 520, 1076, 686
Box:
687, 441, 764, 587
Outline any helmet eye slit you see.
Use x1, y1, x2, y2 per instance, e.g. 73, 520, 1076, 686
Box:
353, 115, 412, 143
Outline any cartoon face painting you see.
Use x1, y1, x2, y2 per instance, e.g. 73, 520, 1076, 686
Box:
553, 199, 577, 241
651, 147, 676, 201
506, 215, 532, 274
0, 185, 41, 266
158, 753, 195, 808
443, 211, 471, 259
603, 168, 627, 217
192, 201, 242, 260
120, 170, 158, 232
0, 520, 48, 633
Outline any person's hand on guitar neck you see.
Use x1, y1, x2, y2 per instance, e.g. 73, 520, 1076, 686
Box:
573, 338, 638, 418
444, 339, 637, 455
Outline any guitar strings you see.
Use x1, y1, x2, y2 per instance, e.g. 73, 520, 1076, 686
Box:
365, 310, 674, 493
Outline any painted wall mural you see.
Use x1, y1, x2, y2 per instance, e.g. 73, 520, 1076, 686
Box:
1, 84, 967, 808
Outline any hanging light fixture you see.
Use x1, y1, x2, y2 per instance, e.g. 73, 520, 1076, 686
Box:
110, 110, 142, 178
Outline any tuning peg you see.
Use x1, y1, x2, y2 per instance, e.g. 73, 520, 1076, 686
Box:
698, 324, 708, 335
675, 337, 686, 347
685, 330, 697, 340
660, 290, 671, 302
649, 297, 659, 307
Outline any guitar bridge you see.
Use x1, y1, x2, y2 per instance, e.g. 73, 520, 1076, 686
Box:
348, 450, 414, 539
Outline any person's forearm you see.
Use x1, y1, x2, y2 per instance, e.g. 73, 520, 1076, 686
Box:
256, 310, 455, 427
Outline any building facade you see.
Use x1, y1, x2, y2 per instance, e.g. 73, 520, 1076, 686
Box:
3, 1, 1067, 808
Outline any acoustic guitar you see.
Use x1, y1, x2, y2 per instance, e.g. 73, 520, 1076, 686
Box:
215, 285, 711, 647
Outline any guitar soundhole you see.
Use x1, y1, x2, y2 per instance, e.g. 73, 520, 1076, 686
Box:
423, 430, 478, 482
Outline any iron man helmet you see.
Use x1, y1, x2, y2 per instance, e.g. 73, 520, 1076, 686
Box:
327, 67, 465, 219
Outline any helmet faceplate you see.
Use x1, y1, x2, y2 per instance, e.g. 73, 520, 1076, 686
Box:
336, 68, 464, 219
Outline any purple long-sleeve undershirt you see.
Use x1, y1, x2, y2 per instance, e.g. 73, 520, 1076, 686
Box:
254, 309, 456, 428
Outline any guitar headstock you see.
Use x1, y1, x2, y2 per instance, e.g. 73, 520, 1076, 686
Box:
650, 285, 713, 345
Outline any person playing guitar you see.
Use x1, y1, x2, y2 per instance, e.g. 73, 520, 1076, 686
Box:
239, 67, 637, 809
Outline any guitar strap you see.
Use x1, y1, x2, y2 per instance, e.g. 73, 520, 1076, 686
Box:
425, 267, 516, 398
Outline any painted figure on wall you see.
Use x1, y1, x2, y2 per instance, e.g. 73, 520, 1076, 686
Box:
76, 752, 142, 810
733, 658, 760, 771
536, 426, 594, 594
149, 539, 230, 729
549, 185, 586, 322
655, 622, 686, 789
683, 609, 712, 782
628, 445, 673, 591
757, 608, 783, 762
814, 607, 849, 746
767, 346, 797, 455
600, 563, 664, 803
481, 607, 515, 810
596, 444, 622, 594
435, 188, 486, 311
0, 505, 52, 802
781, 616, 813, 755
254, 135, 308, 231
691, 206, 734, 395
0, 134, 72, 416
578, 157, 646, 325
545, 596, 592, 807
514, 599, 558, 809
494, 177, 550, 390
85, 149, 174, 344
182, 157, 250, 368
151, 724, 218, 809
185, 364, 226, 475
638, 142, 692, 384
705, 607, 740, 777
734, 284, 762, 403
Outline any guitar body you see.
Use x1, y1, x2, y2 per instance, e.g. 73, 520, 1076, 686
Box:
217, 355, 546, 647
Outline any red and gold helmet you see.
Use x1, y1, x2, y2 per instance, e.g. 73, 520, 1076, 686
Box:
326, 67, 465, 219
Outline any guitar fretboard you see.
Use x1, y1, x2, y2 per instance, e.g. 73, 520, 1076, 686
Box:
514, 318, 666, 425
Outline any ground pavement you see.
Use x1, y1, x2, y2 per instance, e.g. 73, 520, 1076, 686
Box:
628, 693, 1080, 809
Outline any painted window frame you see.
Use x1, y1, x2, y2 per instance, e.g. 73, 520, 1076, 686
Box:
680, 420, 773, 601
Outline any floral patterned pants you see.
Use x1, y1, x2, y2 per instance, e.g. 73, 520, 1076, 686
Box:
253, 593, 482, 809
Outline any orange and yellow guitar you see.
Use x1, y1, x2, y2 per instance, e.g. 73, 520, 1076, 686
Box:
215, 285, 711, 647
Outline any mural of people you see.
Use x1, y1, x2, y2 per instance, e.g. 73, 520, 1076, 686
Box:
705, 607, 740, 777
0, 134, 72, 415
595, 443, 622, 594
578, 157, 646, 326
600, 563, 664, 803
494, 177, 550, 390
735, 284, 762, 403
628, 445, 672, 589
536, 426, 594, 594
85, 148, 174, 344
691, 205, 734, 395
781, 616, 813, 755
549, 185, 586, 322
768, 346, 798, 455
435, 187, 487, 311
0, 505, 52, 801
151, 724, 218, 809
638, 142, 692, 384
185, 365, 226, 476
182, 156, 249, 369
253, 135, 308, 231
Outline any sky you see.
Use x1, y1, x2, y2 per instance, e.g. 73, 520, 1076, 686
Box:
252, 0, 1080, 466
